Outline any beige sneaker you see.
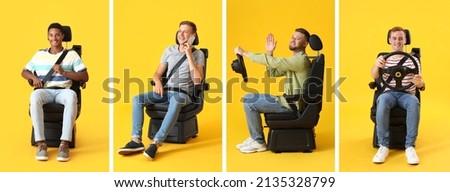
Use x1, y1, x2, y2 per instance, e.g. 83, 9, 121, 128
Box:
57, 144, 70, 162
36, 143, 48, 161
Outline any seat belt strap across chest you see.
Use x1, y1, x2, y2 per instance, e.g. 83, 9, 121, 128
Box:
41, 49, 69, 85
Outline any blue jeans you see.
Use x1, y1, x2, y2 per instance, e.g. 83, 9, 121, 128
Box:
30, 89, 78, 142
243, 93, 292, 144
376, 91, 420, 148
131, 91, 191, 143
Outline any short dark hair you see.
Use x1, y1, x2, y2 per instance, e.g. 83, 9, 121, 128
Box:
48, 22, 64, 34
295, 28, 310, 42
179, 20, 197, 33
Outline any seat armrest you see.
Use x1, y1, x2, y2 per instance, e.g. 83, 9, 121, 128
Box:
369, 81, 377, 89
283, 93, 322, 104
194, 82, 209, 91
283, 94, 301, 103
193, 82, 209, 99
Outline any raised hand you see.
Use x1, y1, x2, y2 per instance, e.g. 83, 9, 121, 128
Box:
266, 33, 277, 56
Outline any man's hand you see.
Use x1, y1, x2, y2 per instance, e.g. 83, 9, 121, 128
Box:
153, 81, 164, 96
370, 55, 387, 79
412, 74, 425, 88
31, 76, 43, 88
266, 33, 277, 56
183, 42, 193, 54
375, 56, 386, 68
54, 65, 66, 76
234, 46, 245, 56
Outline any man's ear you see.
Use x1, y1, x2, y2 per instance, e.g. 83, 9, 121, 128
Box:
303, 41, 309, 48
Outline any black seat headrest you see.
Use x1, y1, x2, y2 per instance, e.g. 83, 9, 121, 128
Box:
387, 29, 410, 45
175, 32, 199, 45
309, 34, 322, 51
62, 26, 72, 42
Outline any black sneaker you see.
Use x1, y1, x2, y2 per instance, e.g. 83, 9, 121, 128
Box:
143, 144, 158, 160
118, 141, 145, 155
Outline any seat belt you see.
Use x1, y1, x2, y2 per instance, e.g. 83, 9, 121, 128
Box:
283, 94, 301, 112
162, 48, 196, 86
41, 49, 69, 85
162, 54, 187, 86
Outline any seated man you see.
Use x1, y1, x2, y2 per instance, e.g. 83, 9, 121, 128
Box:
118, 20, 205, 160
21, 22, 89, 162
370, 26, 425, 165
234, 28, 312, 153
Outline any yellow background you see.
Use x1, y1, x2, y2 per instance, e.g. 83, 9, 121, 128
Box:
113, 0, 222, 171
0, 1, 109, 171
340, 0, 450, 171
227, 0, 335, 172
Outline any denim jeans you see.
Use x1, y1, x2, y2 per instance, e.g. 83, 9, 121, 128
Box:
131, 91, 191, 143
376, 91, 420, 148
243, 93, 292, 144
30, 89, 78, 142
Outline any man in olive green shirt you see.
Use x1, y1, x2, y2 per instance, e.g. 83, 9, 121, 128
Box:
234, 28, 312, 153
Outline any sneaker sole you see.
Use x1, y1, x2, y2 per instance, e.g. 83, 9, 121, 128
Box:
143, 152, 154, 160
372, 160, 385, 164
372, 157, 386, 163
36, 156, 48, 161
57, 157, 70, 162
143, 144, 158, 160
240, 148, 267, 154
407, 160, 419, 165
118, 147, 145, 155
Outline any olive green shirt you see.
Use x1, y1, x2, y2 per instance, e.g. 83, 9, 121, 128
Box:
247, 51, 311, 110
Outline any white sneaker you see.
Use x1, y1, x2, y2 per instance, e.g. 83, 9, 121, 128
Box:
236, 137, 252, 149
405, 147, 419, 165
239, 139, 267, 154
372, 145, 389, 163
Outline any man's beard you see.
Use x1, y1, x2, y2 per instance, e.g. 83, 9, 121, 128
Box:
289, 45, 301, 51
